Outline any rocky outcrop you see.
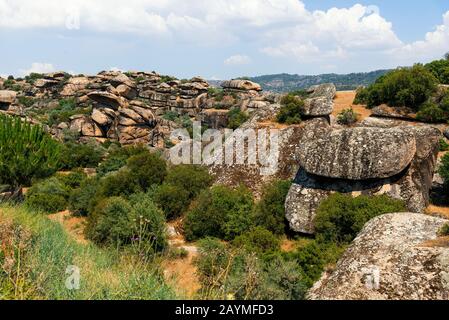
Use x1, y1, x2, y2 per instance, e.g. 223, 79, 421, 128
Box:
221, 79, 262, 92
298, 127, 416, 180
302, 83, 336, 117
308, 213, 449, 300
0, 90, 17, 105
286, 125, 440, 234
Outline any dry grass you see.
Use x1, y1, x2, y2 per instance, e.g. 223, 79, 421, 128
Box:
48, 210, 88, 244
425, 205, 449, 220
162, 253, 201, 298
419, 236, 449, 248
333, 91, 372, 121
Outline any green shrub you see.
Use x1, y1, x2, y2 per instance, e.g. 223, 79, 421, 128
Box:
24, 73, 44, 84
47, 98, 92, 127
95, 169, 143, 199
128, 193, 168, 253
227, 255, 307, 300
276, 94, 303, 124
96, 144, 148, 176
86, 197, 134, 246
438, 153, 449, 185
68, 177, 99, 216
284, 240, 335, 287
25, 177, 70, 213
17, 96, 34, 108
416, 102, 447, 123
337, 108, 359, 125
360, 65, 438, 110
439, 224, 449, 236
153, 165, 212, 219
253, 180, 291, 235
184, 185, 254, 241
314, 193, 407, 244
86, 195, 167, 252
0, 115, 61, 188
227, 107, 249, 129
353, 87, 369, 105
439, 139, 449, 152
56, 170, 87, 189
232, 227, 280, 255
59, 142, 105, 170
425, 59, 449, 84
208, 88, 225, 102
126, 152, 167, 191
154, 184, 190, 220
165, 165, 212, 199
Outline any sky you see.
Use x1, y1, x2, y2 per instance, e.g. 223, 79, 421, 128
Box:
0, 0, 449, 80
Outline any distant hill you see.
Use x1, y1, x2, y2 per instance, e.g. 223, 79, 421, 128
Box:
209, 70, 391, 93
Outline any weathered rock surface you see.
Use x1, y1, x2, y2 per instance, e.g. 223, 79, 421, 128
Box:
308, 213, 449, 300
298, 127, 416, 180
371, 104, 416, 120
221, 79, 262, 92
87, 91, 125, 110
302, 83, 336, 116
286, 125, 440, 234
0, 90, 17, 105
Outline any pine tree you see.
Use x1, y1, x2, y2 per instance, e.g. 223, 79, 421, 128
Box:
0, 115, 61, 188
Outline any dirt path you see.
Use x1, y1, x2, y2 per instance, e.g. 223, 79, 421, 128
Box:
333, 91, 372, 121
162, 221, 201, 299
48, 210, 88, 244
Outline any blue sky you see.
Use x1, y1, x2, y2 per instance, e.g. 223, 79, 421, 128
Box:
1, 0, 449, 79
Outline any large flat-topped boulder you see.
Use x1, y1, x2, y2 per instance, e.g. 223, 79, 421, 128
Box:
308, 213, 449, 300
286, 125, 440, 234
221, 79, 262, 91
0, 90, 17, 105
298, 127, 416, 180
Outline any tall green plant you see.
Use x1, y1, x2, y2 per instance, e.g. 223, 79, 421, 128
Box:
0, 115, 60, 187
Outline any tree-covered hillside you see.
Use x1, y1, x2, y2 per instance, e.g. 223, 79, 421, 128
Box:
245, 70, 391, 92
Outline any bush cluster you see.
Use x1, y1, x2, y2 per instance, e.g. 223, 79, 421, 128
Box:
184, 185, 254, 241
252, 180, 291, 235
86, 194, 167, 253
276, 94, 304, 124
227, 107, 249, 129
155, 165, 212, 220
314, 193, 407, 244
59, 142, 105, 170
24, 171, 87, 214
425, 59, 449, 84
354, 64, 438, 110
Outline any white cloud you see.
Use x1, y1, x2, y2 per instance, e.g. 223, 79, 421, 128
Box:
391, 11, 449, 63
19, 62, 56, 76
1, 1, 449, 72
224, 55, 251, 66
109, 67, 124, 72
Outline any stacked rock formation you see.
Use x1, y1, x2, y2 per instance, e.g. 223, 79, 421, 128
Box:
0, 72, 268, 145
285, 122, 441, 234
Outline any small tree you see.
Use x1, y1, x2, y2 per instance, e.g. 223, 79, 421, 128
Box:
445, 52, 449, 61
0, 115, 60, 188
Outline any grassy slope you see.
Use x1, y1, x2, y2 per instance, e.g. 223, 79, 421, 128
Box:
0, 204, 176, 300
